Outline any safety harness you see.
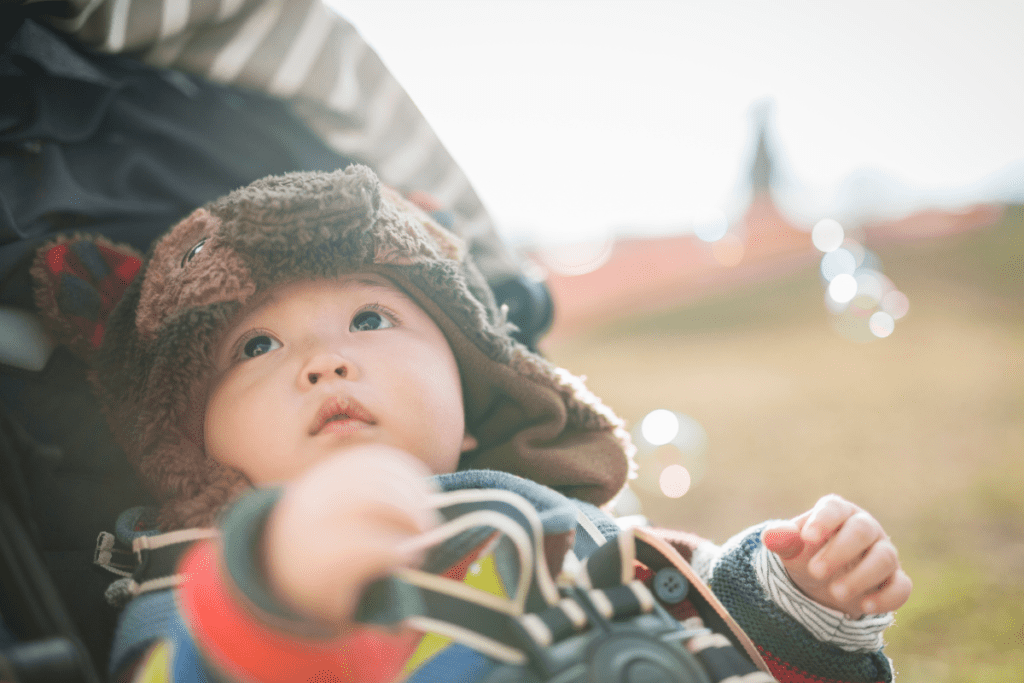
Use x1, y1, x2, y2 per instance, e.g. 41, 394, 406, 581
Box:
99, 488, 777, 683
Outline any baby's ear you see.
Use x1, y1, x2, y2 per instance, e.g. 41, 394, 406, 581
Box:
31, 234, 143, 362
461, 433, 479, 453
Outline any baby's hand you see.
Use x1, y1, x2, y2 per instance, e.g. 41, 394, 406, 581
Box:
762, 494, 912, 618
262, 446, 438, 628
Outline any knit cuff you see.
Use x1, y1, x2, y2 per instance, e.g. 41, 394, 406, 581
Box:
218, 486, 335, 637
753, 527, 894, 652
177, 539, 417, 683
688, 539, 720, 584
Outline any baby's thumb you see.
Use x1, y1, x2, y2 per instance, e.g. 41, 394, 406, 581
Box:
763, 522, 804, 560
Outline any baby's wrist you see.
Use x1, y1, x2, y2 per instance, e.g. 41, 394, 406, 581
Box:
757, 540, 893, 650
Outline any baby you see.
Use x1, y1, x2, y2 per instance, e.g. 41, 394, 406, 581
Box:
46, 166, 909, 682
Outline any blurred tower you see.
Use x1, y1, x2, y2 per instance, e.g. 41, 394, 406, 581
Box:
739, 103, 809, 260
749, 102, 776, 196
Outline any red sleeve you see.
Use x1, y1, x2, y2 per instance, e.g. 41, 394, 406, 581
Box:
176, 540, 421, 683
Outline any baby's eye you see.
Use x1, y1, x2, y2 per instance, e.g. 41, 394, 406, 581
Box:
350, 309, 395, 332
240, 334, 281, 359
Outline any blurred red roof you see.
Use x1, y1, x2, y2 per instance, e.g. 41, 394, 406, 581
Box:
536, 194, 1004, 340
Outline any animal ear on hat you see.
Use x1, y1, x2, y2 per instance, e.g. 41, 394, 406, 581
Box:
31, 234, 143, 362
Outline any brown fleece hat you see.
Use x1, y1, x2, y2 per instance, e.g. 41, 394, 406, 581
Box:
34, 166, 634, 529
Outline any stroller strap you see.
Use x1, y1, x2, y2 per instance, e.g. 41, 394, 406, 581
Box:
95, 528, 217, 603
353, 489, 777, 683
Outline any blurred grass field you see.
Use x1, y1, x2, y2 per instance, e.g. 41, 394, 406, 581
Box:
544, 207, 1024, 682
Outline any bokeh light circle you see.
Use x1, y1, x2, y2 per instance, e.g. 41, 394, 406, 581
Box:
843, 240, 866, 268
641, 409, 680, 446
659, 465, 691, 498
820, 248, 857, 282
818, 236, 905, 343
631, 411, 709, 498
855, 270, 884, 303
882, 290, 910, 319
692, 209, 729, 242
869, 311, 896, 338
828, 274, 858, 303
812, 218, 845, 252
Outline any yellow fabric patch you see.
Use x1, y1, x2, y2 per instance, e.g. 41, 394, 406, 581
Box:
463, 553, 509, 599
402, 553, 509, 674
132, 639, 173, 683
401, 631, 453, 674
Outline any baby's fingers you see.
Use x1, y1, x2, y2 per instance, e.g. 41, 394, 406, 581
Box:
808, 510, 883, 579
861, 568, 913, 615
802, 494, 859, 545
828, 537, 898, 606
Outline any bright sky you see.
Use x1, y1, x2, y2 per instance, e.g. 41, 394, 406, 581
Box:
328, 0, 1024, 245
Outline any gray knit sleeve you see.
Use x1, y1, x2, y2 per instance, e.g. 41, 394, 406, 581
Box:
702, 523, 895, 683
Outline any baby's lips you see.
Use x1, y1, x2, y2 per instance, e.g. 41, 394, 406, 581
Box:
310, 395, 374, 434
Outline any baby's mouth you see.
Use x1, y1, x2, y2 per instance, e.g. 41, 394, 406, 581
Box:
310, 396, 375, 435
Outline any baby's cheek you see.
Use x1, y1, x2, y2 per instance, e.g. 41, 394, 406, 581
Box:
202, 386, 246, 468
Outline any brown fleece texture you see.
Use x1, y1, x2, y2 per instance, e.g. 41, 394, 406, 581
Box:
35, 165, 635, 530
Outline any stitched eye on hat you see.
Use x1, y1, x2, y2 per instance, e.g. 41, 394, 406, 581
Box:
181, 238, 207, 267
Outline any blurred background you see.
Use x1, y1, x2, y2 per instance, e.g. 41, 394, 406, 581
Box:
333, 2, 1022, 680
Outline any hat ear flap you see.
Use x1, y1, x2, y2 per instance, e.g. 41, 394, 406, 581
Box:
32, 234, 143, 363
139, 436, 251, 530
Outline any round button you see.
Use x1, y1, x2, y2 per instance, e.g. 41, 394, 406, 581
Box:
652, 567, 689, 605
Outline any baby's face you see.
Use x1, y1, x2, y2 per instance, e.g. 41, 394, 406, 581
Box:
203, 274, 469, 485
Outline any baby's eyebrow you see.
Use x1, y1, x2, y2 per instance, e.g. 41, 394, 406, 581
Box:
347, 275, 392, 289
344, 276, 411, 300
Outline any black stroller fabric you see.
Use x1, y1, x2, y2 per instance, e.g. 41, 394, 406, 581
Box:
0, 13, 354, 679
0, 16, 355, 310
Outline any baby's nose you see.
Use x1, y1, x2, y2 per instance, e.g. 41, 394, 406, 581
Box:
300, 352, 353, 387
307, 365, 346, 384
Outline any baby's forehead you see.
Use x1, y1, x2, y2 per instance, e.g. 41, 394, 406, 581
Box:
220, 274, 412, 335
255, 273, 409, 307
